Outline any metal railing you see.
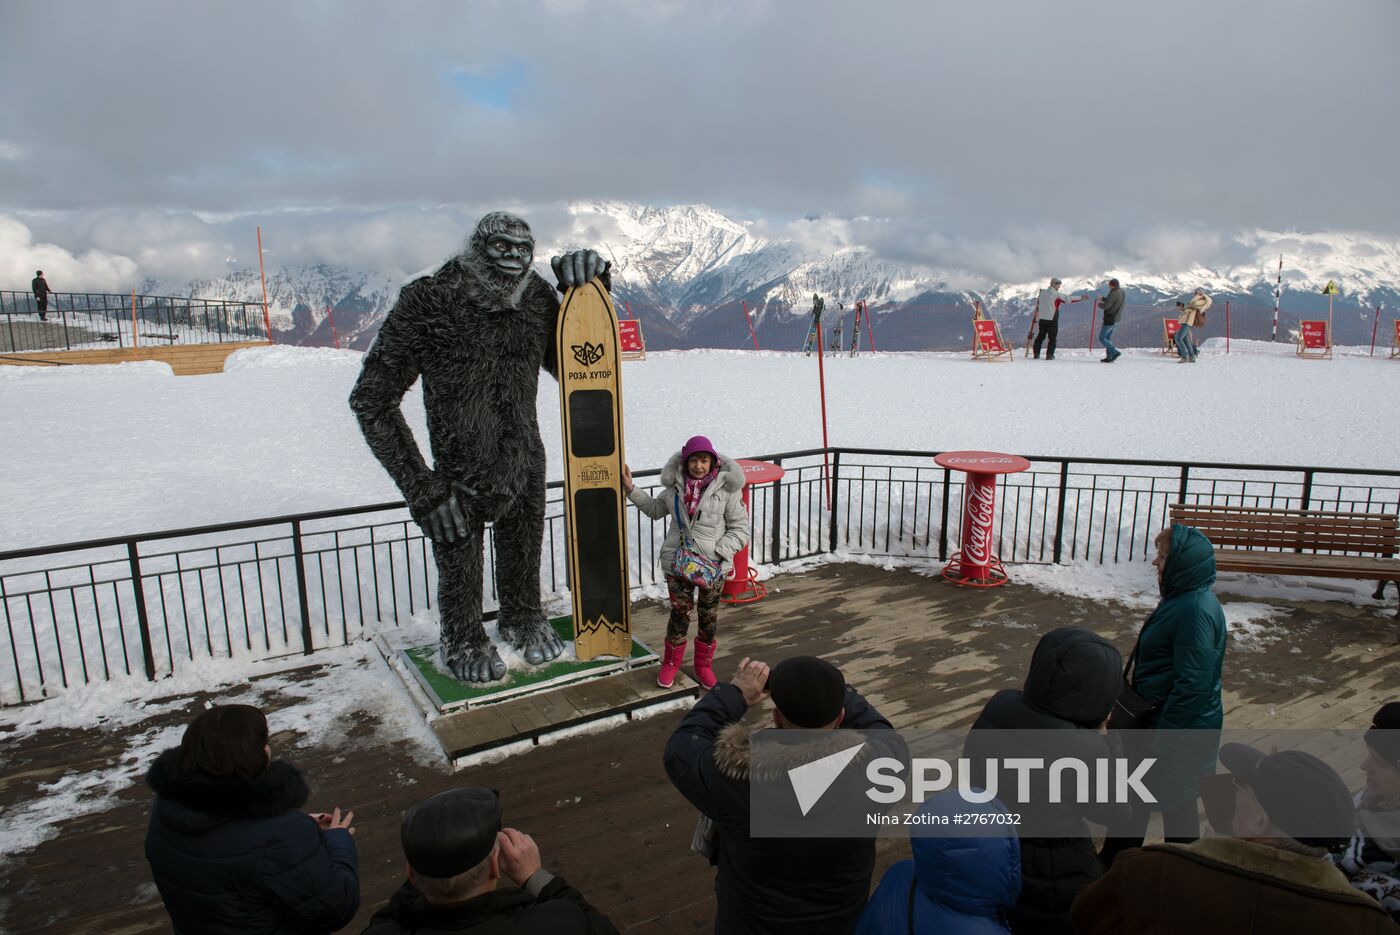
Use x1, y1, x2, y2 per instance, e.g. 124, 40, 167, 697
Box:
2, 448, 1396, 704
1, 291, 269, 354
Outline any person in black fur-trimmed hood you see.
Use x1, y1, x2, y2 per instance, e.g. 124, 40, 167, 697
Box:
144, 704, 359, 934
663, 654, 899, 935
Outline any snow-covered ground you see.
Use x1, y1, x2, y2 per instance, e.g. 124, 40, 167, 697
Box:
2, 338, 1396, 551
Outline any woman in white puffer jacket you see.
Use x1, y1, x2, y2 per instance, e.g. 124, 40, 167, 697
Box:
623, 435, 750, 689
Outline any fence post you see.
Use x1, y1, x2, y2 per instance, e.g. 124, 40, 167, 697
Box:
61, 297, 71, 351
4, 297, 15, 354
1300, 469, 1314, 511
1225, 301, 1231, 354
939, 467, 951, 561
125, 542, 158, 681
1088, 299, 1097, 352
1052, 460, 1070, 564
1176, 465, 1191, 505
290, 519, 315, 654
827, 450, 842, 554
1371, 306, 1381, 356
769, 458, 784, 562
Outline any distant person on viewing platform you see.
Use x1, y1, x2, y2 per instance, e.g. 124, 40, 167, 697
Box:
32, 270, 51, 321
1100, 524, 1226, 867
1331, 701, 1400, 922
1073, 744, 1396, 934
664, 655, 897, 935
144, 704, 360, 934
1099, 279, 1125, 363
362, 787, 619, 935
622, 435, 749, 690
1174, 288, 1211, 363
1032, 278, 1087, 360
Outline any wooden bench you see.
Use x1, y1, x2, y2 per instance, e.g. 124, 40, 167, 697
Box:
1169, 503, 1399, 616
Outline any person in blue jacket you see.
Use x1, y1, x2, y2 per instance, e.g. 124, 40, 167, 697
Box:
856, 791, 1020, 935
144, 704, 360, 934
1101, 523, 1227, 867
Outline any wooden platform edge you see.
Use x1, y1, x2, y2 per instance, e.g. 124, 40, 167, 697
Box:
435, 668, 699, 765
0, 341, 270, 375
372, 634, 697, 764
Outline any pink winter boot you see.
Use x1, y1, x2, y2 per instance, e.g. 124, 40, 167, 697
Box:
692, 637, 718, 690
657, 639, 687, 688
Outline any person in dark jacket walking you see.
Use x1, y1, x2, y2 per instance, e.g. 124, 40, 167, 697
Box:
664, 654, 897, 935
856, 791, 1021, 935
1098, 279, 1125, 363
1100, 524, 1227, 866
361, 787, 618, 935
962, 627, 1130, 934
144, 704, 360, 934
32, 270, 51, 321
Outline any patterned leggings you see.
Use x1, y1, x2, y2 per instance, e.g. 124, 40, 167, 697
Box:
665, 573, 722, 644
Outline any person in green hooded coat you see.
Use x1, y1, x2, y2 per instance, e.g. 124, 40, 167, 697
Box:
1100, 524, 1227, 867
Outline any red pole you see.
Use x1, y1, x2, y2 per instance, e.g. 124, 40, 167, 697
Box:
256, 226, 274, 344
741, 300, 759, 351
815, 312, 831, 506
1225, 301, 1231, 354
624, 300, 634, 320
864, 300, 876, 352
326, 305, 339, 349
1370, 306, 1381, 356
1089, 298, 1097, 351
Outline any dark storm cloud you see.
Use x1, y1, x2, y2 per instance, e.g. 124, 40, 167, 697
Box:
1, 0, 1396, 282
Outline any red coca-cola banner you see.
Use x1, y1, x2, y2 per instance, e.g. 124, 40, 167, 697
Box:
1163, 318, 1182, 337
973, 319, 1005, 351
1300, 320, 1329, 349
618, 319, 644, 352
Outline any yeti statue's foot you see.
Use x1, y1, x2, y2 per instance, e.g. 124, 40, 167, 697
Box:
503, 615, 565, 666
447, 645, 507, 683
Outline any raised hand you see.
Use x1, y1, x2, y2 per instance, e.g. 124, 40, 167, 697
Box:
622, 464, 634, 493
733, 656, 771, 706
497, 827, 543, 886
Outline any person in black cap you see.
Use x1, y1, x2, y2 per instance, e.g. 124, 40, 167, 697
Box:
361, 786, 618, 934
663, 655, 896, 934
1332, 701, 1400, 922
1072, 741, 1397, 934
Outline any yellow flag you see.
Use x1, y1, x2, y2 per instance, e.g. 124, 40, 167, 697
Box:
1322, 280, 1340, 295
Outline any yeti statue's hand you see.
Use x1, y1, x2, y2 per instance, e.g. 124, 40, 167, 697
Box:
421, 482, 478, 544
550, 250, 609, 291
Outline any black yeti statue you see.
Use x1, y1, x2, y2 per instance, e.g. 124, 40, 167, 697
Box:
350, 212, 608, 682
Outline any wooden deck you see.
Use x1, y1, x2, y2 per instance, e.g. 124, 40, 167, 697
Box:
2, 562, 1397, 933
0, 341, 269, 375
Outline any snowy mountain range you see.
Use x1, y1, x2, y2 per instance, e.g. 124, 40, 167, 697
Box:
142, 202, 1400, 351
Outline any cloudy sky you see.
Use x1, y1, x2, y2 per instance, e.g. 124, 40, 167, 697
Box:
2, 0, 1397, 289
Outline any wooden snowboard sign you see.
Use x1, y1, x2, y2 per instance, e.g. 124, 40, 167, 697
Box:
556, 280, 632, 661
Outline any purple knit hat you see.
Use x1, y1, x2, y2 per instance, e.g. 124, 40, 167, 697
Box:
680, 435, 717, 463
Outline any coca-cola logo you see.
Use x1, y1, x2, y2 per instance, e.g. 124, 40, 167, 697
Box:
963, 481, 997, 566
948, 456, 1017, 465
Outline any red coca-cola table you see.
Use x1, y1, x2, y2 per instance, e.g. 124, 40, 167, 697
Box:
934, 450, 1032, 587
721, 459, 786, 604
